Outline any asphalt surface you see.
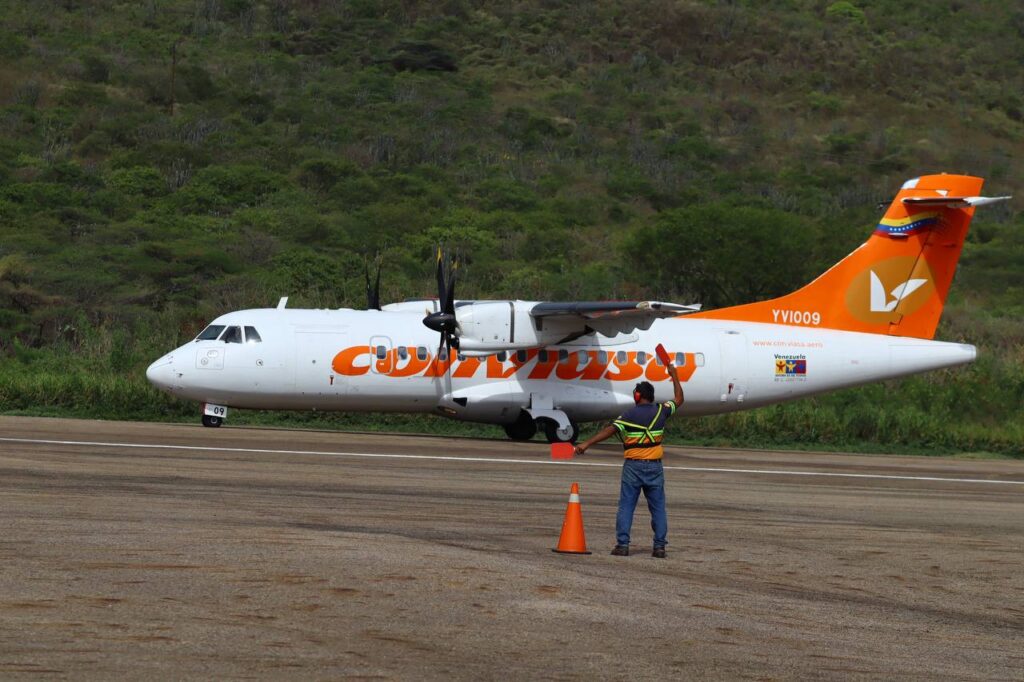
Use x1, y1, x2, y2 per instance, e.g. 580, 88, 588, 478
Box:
0, 416, 1021, 680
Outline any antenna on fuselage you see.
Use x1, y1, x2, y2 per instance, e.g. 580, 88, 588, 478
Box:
277, 297, 288, 309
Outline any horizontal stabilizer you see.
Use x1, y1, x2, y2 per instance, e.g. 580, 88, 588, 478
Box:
902, 195, 1011, 209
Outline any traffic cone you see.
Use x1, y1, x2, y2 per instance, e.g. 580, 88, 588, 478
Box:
552, 482, 592, 555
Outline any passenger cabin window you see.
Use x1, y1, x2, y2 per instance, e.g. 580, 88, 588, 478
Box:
221, 326, 243, 343
558, 349, 568, 362
616, 350, 627, 364
539, 350, 549, 362
398, 346, 408, 360
675, 352, 686, 366
695, 353, 705, 367
439, 348, 448, 361
636, 351, 647, 365
416, 346, 427, 361
244, 326, 262, 343
196, 325, 225, 341
516, 350, 527, 363
496, 351, 507, 362
597, 350, 608, 364
577, 350, 588, 363
375, 345, 387, 360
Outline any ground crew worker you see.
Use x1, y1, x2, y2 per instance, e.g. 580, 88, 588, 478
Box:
574, 360, 684, 558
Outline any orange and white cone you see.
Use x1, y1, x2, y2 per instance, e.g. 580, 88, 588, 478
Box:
552, 482, 592, 555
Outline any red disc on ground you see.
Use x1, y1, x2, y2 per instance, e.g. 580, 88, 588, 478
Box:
551, 443, 575, 459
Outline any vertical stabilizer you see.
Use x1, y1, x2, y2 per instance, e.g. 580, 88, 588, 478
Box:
693, 174, 1009, 339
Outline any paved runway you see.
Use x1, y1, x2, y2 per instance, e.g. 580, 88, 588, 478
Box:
0, 416, 1021, 680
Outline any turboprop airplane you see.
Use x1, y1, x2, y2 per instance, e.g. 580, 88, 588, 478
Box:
146, 174, 1009, 443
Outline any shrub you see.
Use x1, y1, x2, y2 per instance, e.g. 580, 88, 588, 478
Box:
81, 54, 110, 83
107, 166, 167, 197
174, 165, 283, 213
826, 2, 866, 24
295, 158, 360, 194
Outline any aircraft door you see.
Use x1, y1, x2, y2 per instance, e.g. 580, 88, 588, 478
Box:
718, 330, 748, 404
295, 330, 349, 398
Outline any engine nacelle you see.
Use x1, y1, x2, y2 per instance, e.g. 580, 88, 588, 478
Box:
457, 301, 514, 345
456, 300, 578, 355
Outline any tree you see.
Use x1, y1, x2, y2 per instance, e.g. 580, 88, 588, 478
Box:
624, 203, 819, 308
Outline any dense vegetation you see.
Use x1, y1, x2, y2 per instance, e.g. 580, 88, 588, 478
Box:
1, 0, 1021, 455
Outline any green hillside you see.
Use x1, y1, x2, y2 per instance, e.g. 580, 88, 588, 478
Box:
1, 1, 1021, 454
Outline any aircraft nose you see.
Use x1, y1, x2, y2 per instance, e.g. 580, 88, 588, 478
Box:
146, 356, 176, 390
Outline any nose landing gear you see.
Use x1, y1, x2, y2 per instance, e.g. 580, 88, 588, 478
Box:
202, 403, 228, 428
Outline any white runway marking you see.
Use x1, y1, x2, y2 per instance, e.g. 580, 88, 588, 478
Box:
1, 437, 1021, 487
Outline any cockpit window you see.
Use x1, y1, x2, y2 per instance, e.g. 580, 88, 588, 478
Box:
244, 326, 262, 343
196, 325, 225, 341
222, 326, 243, 343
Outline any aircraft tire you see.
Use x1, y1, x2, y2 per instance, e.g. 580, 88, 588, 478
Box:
542, 419, 579, 444
503, 413, 537, 441
202, 415, 223, 428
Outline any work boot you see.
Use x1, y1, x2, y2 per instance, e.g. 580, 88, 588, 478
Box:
652, 546, 667, 559
611, 545, 630, 556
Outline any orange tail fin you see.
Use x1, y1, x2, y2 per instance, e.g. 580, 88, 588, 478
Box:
692, 174, 1009, 339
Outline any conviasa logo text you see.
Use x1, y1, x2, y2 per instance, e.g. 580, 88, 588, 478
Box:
332, 347, 700, 383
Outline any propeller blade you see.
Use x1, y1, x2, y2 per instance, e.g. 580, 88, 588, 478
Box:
424, 245, 460, 374
445, 255, 457, 315
435, 246, 446, 310
372, 259, 381, 310
364, 264, 371, 308
364, 254, 382, 310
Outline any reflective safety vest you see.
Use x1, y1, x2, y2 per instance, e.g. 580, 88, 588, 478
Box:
612, 401, 677, 460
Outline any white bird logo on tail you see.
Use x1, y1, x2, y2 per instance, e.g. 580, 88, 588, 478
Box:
869, 271, 928, 312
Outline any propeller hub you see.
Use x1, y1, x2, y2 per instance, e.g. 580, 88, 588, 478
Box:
423, 311, 457, 334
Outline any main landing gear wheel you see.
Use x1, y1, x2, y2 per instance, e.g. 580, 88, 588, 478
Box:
202, 415, 223, 428
543, 419, 579, 444
503, 412, 538, 441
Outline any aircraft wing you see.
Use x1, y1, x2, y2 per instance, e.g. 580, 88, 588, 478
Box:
531, 301, 700, 319
530, 300, 701, 337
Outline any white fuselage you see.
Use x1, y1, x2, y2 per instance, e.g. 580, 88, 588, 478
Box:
146, 306, 976, 425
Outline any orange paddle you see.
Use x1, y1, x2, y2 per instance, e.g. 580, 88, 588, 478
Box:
551, 443, 575, 459
655, 343, 673, 366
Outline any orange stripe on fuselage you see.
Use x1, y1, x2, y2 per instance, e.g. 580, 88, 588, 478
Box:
330, 347, 699, 383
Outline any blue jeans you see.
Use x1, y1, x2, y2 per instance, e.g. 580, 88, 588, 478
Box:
616, 458, 667, 548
